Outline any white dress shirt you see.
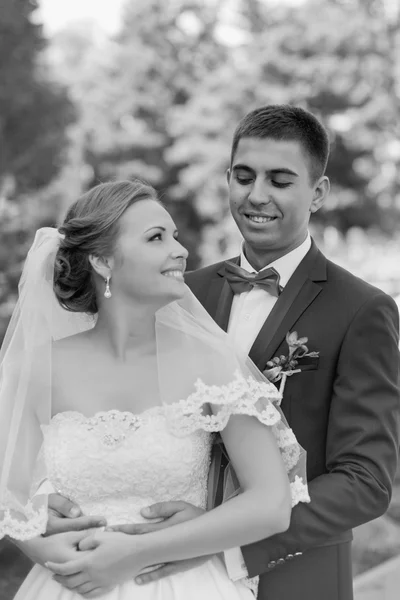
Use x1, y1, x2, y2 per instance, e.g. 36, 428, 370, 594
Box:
227, 234, 312, 356
224, 233, 311, 581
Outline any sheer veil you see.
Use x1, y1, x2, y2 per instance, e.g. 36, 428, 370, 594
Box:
0, 227, 309, 541
0, 228, 95, 539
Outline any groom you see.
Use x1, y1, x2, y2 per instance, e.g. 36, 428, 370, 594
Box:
42, 105, 400, 600
132, 105, 400, 599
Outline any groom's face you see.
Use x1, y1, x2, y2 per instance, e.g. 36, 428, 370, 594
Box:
227, 137, 327, 262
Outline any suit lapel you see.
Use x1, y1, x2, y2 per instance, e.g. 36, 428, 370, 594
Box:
249, 242, 327, 370
205, 257, 240, 332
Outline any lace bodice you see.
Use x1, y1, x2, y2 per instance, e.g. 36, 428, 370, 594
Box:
42, 407, 213, 526
1, 372, 309, 541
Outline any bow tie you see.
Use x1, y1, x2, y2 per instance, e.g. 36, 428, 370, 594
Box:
224, 261, 282, 296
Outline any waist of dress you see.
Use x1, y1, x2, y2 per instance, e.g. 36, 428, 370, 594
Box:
79, 497, 163, 526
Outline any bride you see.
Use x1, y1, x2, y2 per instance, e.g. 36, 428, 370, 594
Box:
0, 180, 309, 599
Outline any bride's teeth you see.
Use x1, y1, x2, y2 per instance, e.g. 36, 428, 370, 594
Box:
164, 271, 183, 279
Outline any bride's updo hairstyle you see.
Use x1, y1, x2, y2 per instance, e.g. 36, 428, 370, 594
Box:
54, 179, 158, 314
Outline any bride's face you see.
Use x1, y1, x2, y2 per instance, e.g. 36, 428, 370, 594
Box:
111, 199, 188, 306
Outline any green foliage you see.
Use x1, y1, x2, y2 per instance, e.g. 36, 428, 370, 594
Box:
49, 0, 231, 268
0, 0, 75, 194
170, 0, 400, 243
51, 0, 399, 264
0, 0, 75, 342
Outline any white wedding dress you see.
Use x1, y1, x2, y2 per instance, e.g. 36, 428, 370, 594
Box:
14, 402, 259, 600
0, 231, 308, 600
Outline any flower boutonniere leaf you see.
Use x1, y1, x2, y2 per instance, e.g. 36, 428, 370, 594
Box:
263, 331, 319, 397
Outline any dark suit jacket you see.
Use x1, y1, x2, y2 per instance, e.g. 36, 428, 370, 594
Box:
185, 241, 400, 600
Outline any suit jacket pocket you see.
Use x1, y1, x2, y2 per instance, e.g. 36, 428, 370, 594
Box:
295, 355, 319, 371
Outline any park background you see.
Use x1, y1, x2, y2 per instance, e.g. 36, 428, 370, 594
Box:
0, 0, 400, 598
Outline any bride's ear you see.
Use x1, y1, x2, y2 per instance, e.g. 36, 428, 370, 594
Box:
88, 255, 114, 280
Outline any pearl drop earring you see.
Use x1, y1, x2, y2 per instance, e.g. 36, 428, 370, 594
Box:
104, 275, 112, 299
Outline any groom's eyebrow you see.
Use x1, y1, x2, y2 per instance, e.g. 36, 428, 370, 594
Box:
232, 164, 254, 173
270, 168, 299, 177
232, 164, 299, 177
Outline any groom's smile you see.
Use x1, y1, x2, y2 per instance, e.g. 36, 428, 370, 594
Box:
245, 213, 279, 225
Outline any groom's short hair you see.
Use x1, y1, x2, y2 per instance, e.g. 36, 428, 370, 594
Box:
230, 105, 330, 184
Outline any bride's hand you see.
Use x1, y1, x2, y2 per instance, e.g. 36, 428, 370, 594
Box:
13, 530, 89, 567
46, 531, 145, 595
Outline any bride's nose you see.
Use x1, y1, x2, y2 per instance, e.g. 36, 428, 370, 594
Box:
171, 239, 189, 260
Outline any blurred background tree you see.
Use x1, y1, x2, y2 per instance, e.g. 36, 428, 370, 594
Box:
168, 0, 400, 258
42, 0, 400, 271
0, 0, 75, 338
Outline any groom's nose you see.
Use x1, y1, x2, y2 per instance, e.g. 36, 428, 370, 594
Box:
248, 178, 271, 206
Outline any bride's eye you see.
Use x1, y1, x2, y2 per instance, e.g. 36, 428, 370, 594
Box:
149, 233, 163, 242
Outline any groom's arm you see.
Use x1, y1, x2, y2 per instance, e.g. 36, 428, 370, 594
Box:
242, 291, 400, 578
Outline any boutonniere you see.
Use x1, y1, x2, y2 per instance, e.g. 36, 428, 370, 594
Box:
263, 331, 319, 395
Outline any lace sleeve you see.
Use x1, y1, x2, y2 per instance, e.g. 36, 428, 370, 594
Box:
166, 371, 281, 431
0, 490, 48, 540
166, 370, 310, 508
0, 445, 49, 540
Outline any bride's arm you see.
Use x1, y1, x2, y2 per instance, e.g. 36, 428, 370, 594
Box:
47, 413, 292, 589
136, 413, 291, 561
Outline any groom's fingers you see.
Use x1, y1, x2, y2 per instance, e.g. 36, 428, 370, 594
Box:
78, 535, 100, 551
48, 494, 82, 518
82, 587, 114, 599
45, 559, 84, 576
107, 502, 203, 534
135, 557, 209, 585
105, 524, 138, 534
107, 522, 170, 534
53, 572, 89, 590
136, 563, 177, 584
45, 514, 107, 536
141, 501, 187, 519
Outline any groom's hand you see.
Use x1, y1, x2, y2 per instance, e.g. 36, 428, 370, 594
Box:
107, 500, 204, 535
135, 556, 211, 584
45, 493, 107, 536
108, 500, 211, 584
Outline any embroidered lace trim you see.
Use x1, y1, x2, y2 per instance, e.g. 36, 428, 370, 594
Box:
290, 475, 310, 507
167, 370, 282, 436
0, 490, 48, 540
242, 575, 259, 596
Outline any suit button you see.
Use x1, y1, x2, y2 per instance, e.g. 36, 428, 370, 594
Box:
286, 554, 294, 560
268, 561, 277, 569
277, 558, 285, 565
294, 552, 303, 558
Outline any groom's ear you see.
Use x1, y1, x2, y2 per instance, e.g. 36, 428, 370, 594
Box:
226, 168, 231, 185
310, 176, 330, 214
